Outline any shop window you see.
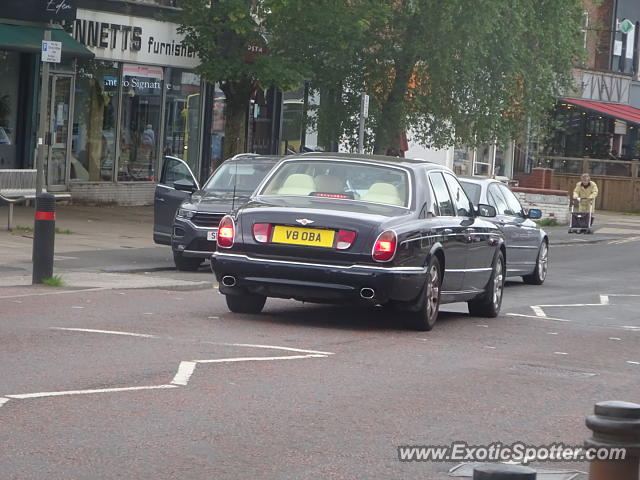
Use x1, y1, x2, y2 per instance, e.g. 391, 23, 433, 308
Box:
72, 60, 118, 181
119, 64, 163, 181
163, 68, 202, 175
0, 51, 20, 169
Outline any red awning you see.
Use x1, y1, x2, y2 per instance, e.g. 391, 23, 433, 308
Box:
561, 98, 640, 125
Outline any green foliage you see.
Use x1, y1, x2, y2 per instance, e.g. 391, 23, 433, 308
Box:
42, 275, 64, 287
265, 0, 585, 153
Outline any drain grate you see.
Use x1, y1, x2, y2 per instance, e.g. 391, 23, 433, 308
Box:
511, 364, 597, 378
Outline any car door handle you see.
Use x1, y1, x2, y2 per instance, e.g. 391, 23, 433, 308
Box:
443, 228, 453, 234
465, 228, 476, 233
156, 197, 165, 202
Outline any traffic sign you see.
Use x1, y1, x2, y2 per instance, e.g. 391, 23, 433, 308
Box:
42, 40, 62, 63
619, 18, 634, 35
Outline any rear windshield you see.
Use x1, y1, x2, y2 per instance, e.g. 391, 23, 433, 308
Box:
459, 181, 481, 205
259, 160, 410, 207
203, 161, 275, 195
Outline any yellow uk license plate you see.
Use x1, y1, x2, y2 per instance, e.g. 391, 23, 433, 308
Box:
271, 225, 335, 248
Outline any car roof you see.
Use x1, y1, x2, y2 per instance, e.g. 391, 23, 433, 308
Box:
290, 152, 451, 171
458, 176, 499, 185
227, 154, 282, 163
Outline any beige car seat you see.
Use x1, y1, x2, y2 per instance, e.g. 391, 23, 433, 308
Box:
361, 182, 403, 206
277, 173, 316, 195
314, 174, 343, 193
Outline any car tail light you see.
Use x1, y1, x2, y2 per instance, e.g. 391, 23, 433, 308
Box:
336, 229, 356, 250
253, 223, 272, 243
372, 230, 397, 262
217, 216, 235, 248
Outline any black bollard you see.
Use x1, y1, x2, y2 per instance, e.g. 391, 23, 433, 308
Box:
585, 400, 640, 480
474, 464, 537, 480
32, 193, 56, 284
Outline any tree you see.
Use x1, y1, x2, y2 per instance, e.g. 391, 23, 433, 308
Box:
265, 0, 585, 155
173, 0, 303, 161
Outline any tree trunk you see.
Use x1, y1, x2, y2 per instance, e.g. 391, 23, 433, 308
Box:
221, 80, 253, 161
317, 83, 342, 152
373, 60, 413, 155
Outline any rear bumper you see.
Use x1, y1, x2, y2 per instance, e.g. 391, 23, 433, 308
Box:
211, 251, 426, 304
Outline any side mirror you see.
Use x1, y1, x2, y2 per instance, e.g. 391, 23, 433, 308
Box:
477, 204, 497, 218
174, 179, 197, 193
527, 208, 542, 220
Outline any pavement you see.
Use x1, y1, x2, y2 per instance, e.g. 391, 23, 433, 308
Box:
1, 204, 640, 292
1, 232, 639, 479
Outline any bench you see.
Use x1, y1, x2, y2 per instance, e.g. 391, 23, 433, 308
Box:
0, 169, 71, 230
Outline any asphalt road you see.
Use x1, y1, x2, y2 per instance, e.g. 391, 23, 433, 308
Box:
1, 239, 639, 480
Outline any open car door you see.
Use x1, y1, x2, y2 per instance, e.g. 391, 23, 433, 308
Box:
153, 156, 199, 245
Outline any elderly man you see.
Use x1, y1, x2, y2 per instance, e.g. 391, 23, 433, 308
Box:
573, 173, 598, 212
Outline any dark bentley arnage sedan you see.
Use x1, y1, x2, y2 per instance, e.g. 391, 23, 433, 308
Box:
211, 153, 505, 331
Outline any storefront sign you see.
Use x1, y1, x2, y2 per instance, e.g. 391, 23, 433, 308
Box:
572, 69, 630, 104
5, 0, 77, 21
42, 40, 62, 63
72, 9, 199, 69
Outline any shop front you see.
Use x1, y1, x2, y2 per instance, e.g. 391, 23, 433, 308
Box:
67, 8, 204, 204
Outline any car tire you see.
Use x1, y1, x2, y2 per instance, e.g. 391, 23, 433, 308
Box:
405, 256, 442, 331
225, 293, 266, 314
522, 241, 548, 285
467, 251, 504, 318
173, 251, 202, 271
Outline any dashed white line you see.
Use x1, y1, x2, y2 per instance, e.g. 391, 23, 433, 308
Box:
484, 346, 496, 350
6, 384, 177, 400
50, 327, 158, 339
71, 306, 85, 309
547, 332, 559, 335
171, 361, 197, 386
0, 398, 9, 408
609, 337, 622, 341
626, 361, 640, 365
476, 324, 489, 328
554, 352, 569, 355
621, 326, 640, 331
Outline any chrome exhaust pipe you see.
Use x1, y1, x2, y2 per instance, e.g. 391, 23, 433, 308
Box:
360, 287, 375, 299
221, 276, 236, 287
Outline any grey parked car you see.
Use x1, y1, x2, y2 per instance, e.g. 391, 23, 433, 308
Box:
153, 154, 280, 271
459, 177, 548, 285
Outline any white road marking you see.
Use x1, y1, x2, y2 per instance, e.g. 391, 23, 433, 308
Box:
599, 295, 610, 305
506, 313, 572, 322
50, 327, 158, 339
476, 324, 489, 328
531, 306, 546, 317
621, 326, 640, 331
554, 352, 569, 355
627, 361, 640, 365
195, 354, 327, 364
171, 361, 197, 386
609, 337, 622, 341
143, 312, 154, 315
0, 398, 9, 408
71, 306, 85, 309
548, 332, 559, 335
208, 316, 219, 319
221, 343, 335, 356
7, 384, 177, 400
484, 346, 496, 349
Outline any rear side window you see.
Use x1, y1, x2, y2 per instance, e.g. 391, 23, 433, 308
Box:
429, 172, 455, 216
